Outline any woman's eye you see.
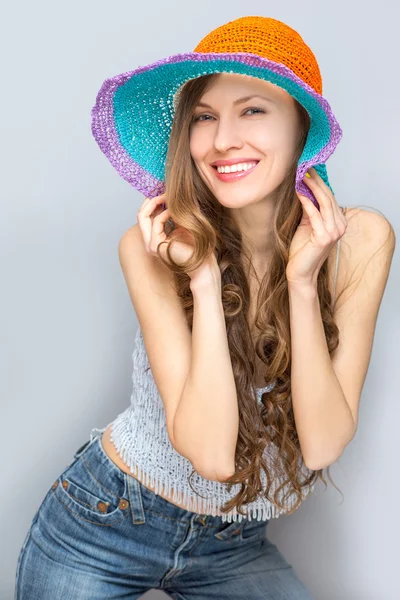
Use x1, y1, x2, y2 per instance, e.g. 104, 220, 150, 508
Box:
193, 108, 265, 122
193, 114, 212, 122
244, 108, 265, 116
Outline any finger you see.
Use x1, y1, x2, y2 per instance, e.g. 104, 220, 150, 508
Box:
139, 194, 166, 216
303, 170, 336, 234
152, 207, 171, 235
140, 196, 167, 223
308, 168, 346, 231
297, 193, 328, 240
137, 195, 166, 246
152, 203, 166, 218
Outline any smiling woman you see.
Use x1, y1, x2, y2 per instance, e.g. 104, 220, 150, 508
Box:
145, 66, 394, 505
15, 14, 395, 600
189, 74, 302, 214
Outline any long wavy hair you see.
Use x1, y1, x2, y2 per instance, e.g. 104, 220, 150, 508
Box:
147, 73, 394, 517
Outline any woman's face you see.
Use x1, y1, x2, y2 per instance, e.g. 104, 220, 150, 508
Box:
189, 73, 301, 210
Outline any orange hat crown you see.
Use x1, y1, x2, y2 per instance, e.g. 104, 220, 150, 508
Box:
194, 16, 322, 95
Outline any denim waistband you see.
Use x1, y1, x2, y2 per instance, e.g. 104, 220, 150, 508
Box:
72, 427, 255, 531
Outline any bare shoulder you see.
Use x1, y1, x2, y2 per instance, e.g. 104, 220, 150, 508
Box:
118, 222, 144, 253
118, 222, 175, 281
343, 207, 393, 238
118, 223, 147, 280
341, 207, 395, 265
330, 207, 395, 304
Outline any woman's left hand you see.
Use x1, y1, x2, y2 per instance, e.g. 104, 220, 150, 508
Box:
286, 167, 348, 286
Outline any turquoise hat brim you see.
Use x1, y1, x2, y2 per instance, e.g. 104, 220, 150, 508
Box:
91, 52, 343, 208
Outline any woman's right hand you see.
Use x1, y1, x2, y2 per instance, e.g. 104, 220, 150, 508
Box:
137, 193, 220, 286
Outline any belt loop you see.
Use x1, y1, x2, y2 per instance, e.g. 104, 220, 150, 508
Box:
72, 426, 106, 461
193, 513, 208, 527
90, 426, 106, 442
73, 431, 100, 460
126, 473, 146, 525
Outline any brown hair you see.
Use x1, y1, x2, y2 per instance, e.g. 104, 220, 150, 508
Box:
150, 73, 394, 517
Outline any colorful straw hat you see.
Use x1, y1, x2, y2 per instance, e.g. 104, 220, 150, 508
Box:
91, 16, 343, 208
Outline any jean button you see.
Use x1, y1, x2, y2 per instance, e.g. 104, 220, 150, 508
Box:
97, 501, 109, 513
118, 499, 129, 510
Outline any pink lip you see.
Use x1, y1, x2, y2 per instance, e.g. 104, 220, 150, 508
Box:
211, 158, 260, 167
211, 161, 259, 182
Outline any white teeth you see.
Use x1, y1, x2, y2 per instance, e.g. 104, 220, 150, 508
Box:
216, 161, 258, 174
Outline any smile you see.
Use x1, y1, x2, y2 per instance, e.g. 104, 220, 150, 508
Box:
211, 161, 260, 182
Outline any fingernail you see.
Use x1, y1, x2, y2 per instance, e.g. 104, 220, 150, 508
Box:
305, 172, 311, 178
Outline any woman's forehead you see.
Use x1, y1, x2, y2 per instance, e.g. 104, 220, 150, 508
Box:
201, 73, 292, 105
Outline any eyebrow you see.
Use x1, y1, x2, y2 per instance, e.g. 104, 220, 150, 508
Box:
195, 94, 277, 109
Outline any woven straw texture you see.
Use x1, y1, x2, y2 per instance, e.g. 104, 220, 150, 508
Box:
91, 15, 342, 206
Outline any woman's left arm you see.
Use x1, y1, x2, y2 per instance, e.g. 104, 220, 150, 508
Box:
286, 169, 396, 471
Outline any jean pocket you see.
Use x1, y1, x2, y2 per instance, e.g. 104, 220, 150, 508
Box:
52, 452, 130, 526
240, 518, 268, 542
213, 520, 244, 540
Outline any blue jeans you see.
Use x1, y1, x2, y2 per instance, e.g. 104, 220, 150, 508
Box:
14, 428, 314, 599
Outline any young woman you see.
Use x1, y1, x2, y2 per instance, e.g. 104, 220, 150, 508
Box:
15, 16, 395, 600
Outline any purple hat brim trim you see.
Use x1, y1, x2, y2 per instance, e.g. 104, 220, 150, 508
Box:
91, 52, 343, 205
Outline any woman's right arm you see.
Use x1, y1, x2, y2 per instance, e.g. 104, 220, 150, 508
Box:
122, 194, 239, 482
172, 266, 239, 482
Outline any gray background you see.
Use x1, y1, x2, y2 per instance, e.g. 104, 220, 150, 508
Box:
2, 1, 399, 598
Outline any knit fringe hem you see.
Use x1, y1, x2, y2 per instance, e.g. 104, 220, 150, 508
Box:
106, 416, 300, 523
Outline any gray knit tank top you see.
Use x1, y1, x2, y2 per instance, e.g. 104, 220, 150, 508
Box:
106, 238, 342, 523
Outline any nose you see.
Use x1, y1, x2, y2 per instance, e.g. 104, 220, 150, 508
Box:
213, 117, 244, 154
